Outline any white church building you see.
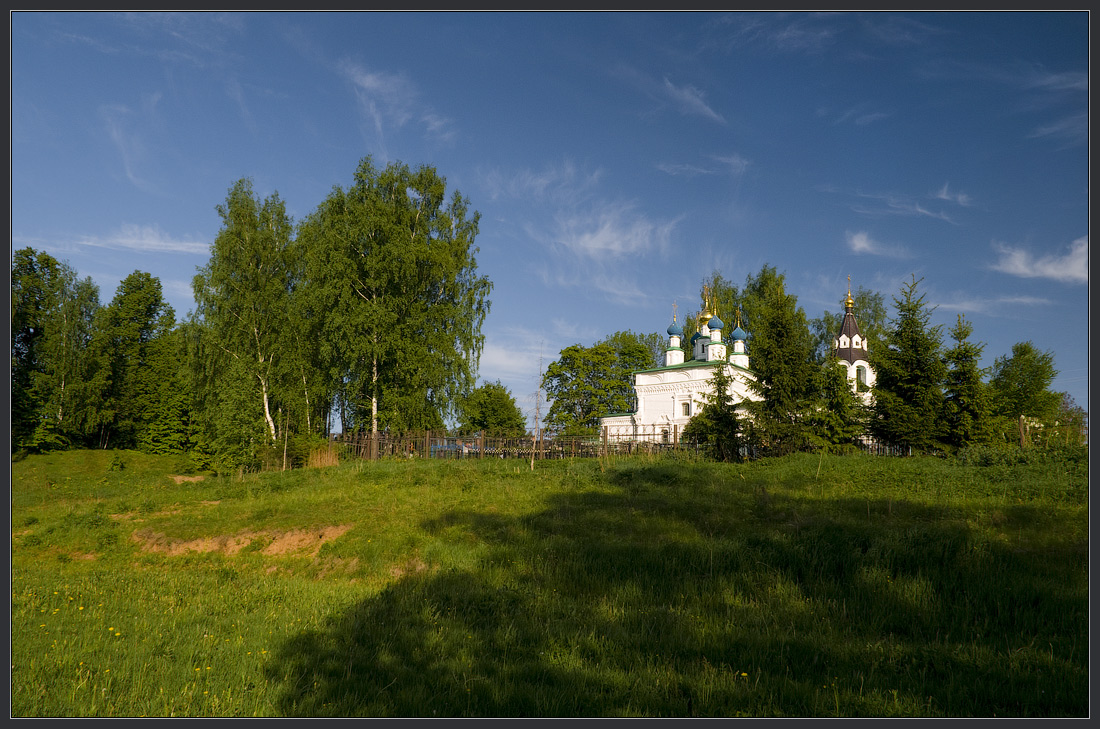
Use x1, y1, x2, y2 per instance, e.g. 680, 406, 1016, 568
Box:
598, 282, 874, 443
599, 293, 760, 444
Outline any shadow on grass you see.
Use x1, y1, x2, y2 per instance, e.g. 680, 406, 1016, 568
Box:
267, 462, 1088, 717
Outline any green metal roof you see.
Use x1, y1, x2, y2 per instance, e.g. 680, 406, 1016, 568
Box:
634, 359, 754, 375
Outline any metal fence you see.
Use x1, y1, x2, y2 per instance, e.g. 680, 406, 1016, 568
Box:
330, 428, 913, 461
330, 430, 682, 461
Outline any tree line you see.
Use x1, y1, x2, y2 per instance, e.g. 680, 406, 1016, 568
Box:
11, 157, 526, 470
13, 160, 1083, 467
542, 266, 1086, 458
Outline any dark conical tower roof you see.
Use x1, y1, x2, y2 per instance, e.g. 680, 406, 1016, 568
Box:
834, 279, 866, 365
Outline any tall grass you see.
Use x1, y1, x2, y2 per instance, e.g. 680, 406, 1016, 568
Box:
11, 448, 1088, 717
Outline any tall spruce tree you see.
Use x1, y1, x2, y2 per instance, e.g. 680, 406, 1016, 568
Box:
812, 358, 866, 449
942, 314, 992, 449
681, 363, 742, 461
97, 271, 177, 450
742, 274, 818, 456
869, 276, 947, 452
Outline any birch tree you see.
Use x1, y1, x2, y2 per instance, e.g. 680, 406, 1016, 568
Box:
193, 178, 295, 446
298, 157, 491, 434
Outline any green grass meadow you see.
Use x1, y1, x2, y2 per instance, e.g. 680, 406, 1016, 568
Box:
10, 447, 1089, 717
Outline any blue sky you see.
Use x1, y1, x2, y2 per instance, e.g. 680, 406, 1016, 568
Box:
11, 11, 1089, 427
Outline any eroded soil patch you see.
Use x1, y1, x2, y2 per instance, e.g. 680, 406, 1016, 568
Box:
131, 524, 354, 558
170, 475, 206, 484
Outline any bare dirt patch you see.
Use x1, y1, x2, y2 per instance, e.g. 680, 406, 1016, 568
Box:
170, 474, 206, 484
390, 556, 428, 579
131, 524, 354, 558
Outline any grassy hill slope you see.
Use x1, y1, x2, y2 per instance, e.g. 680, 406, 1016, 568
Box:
11, 448, 1088, 717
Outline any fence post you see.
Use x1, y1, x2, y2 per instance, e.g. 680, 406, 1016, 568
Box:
602, 426, 608, 457
424, 430, 431, 459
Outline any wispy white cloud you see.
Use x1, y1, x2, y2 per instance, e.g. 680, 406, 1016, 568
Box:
845, 230, 911, 258
161, 278, 198, 309
534, 266, 650, 307
553, 201, 677, 262
990, 236, 1088, 284
100, 103, 156, 192
533, 207, 677, 304
858, 14, 950, 46
341, 61, 455, 152
936, 294, 1052, 316
849, 190, 954, 222
726, 13, 840, 54
917, 60, 1087, 147
1023, 70, 1088, 93
611, 65, 725, 124
714, 154, 751, 175
819, 102, 892, 127
933, 182, 972, 206
657, 153, 749, 177
657, 162, 715, 177
74, 223, 210, 255
1028, 111, 1088, 147
661, 77, 725, 124
224, 77, 256, 134
481, 160, 603, 204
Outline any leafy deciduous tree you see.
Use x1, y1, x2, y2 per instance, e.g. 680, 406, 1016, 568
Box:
11, 248, 108, 451
457, 381, 527, 437
193, 178, 296, 450
297, 157, 491, 435
543, 333, 651, 436
989, 341, 1060, 447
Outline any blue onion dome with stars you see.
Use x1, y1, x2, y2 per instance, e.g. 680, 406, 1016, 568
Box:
708, 314, 724, 331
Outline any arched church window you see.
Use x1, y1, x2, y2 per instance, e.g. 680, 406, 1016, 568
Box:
682, 402, 691, 417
